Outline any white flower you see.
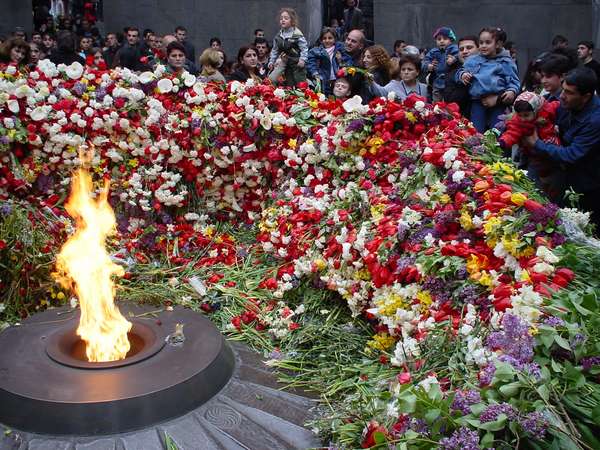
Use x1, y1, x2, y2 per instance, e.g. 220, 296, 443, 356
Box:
65, 62, 84, 79
138, 71, 154, 84
342, 95, 368, 113
452, 170, 465, 183
157, 78, 173, 94
7, 99, 19, 113
183, 73, 196, 87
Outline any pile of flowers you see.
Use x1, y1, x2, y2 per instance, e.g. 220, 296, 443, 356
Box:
2, 61, 600, 449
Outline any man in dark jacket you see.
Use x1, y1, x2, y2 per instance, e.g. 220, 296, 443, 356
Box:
50, 31, 85, 65
175, 26, 195, 63
524, 67, 600, 228
444, 35, 478, 116
103, 32, 120, 68
342, 0, 364, 35
114, 27, 142, 70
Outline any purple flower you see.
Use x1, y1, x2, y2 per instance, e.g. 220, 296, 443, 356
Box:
479, 364, 496, 386
582, 356, 600, 371
479, 402, 517, 423
0, 135, 10, 145
571, 333, 586, 348
73, 82, 86, 96
486, 314, 535, 367
543, 316, 564, 328
519, 411, 548, 440
347, 119, 365, 132
451, 390, 482, 415
0, 203, 13, 216
439, 427, 480, 450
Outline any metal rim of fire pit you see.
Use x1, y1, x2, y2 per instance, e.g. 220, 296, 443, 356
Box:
0, 304, 235, 436
45, 320, 165, 369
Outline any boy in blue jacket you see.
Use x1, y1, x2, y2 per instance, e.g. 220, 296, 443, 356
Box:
456, 27, 520, 132
422, 26, 459, 102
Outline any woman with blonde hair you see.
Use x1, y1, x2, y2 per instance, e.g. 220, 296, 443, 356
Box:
199, 48, 226, 82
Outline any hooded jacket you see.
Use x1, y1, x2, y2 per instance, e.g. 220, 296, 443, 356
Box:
456, 53, 520, 99
306, 42, 352, 94
421, 43, 458, 90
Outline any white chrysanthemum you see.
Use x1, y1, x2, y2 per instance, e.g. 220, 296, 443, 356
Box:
65, 61, 84, 79
157, 78, 173, 94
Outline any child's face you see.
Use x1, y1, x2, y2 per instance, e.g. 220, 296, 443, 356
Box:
458, 39, 478, 62
280, 12, 292, 29
541, 72, 562, 93
478, 32, 499, 57
333, 79, 351, 98
435, 35, 452, 50
400, 62, 418, 83
321, 32, 336, 48
517, 111, 536, 122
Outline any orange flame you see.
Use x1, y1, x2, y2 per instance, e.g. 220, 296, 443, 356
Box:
55, 156, 131, 362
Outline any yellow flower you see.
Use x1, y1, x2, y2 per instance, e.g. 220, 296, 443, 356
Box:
520, 270, 531, 282
128, 158, 139, 168
439, 194, 451, 204
511, 192, 527, 206
288, 138, 297, 149
417, 291, 433, 312
375, 293, 407, 317
367, 332, 396, 351
203, 225, 215, 238
56, 292, 65, 300
308, 100, 318, 108
353, 268, 371, 280
314, 258, 327, 271
483, 216, 502, 235
478, 271, 493, 287
347, 67, 356, 75
406, 112, 416, 123
529, 326, 539, 336
370, 203, 386, 221
459, 211, 474, 230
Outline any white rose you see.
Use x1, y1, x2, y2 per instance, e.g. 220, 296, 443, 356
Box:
183, 73, 196, 87
7, 99, 19, 113
157, 78, 173, 94
30, 106, 48, 121
138, 71, 154, 84
65, 62, 84, 80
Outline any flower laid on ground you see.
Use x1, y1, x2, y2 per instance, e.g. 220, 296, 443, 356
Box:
1, 61, 600, 449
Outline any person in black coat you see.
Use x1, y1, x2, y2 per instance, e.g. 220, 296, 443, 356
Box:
443, 36, 478, 117
49, 31, 85, 65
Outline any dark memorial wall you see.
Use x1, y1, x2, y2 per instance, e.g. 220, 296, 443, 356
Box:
374, 0, 593, 74
0, 0, 32, 36
102, 0, 323, 59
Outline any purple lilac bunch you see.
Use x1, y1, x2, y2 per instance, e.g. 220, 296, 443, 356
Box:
582, 356, 600, 371
479, 402, 517, 423
439, 427, 480, 450
479, 364, 496, 386
451, 389, 481, 415
486, 314, 535, 367
519, 411, 549, 440
542, 316, 564, 328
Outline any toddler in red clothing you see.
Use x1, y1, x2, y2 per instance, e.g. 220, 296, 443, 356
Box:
499, 91, 560, 149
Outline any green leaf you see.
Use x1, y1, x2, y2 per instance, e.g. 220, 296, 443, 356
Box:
481, 431, 495, 448
493, 362, 516, 382
470, 403, 486, 415
536, 384, 550, 402
398, 392, 417, 413
373, 431, 387, 445
554, 335, 571, 351
427, 383, 443, 402
479, 415, 508, 431
592, 405, 600, 426
424, 409, 441, 423
539, 332, 556, 349
550, 359, 563, 373
499, 381, 522, 398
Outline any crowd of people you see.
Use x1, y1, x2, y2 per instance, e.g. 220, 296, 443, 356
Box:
1, 1, 600, 227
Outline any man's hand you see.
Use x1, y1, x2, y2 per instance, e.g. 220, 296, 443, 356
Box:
522, 129, 539, 148
446, 55, 456, 66
500, 90, 516, 104
297, 59, 305, 68
461, 72, 473, 84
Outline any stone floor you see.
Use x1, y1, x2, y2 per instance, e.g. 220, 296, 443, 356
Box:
0, 342, 323, 450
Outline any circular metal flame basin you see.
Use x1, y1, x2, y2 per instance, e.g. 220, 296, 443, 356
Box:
0, 304, 234, 436
45, 320, 165, 369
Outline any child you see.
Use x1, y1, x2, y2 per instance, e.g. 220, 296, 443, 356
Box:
333, 76, 352, 99
268, 8, 309, 87
539, 54, 572, 101
370, 55, 428, 101
307, 27, 352, 95
422, 26, 459, 102
499, 92, 561, 198
456, 27, 520, 133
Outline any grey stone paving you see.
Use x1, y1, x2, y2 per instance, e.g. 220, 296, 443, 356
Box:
0, 342, 322, 450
